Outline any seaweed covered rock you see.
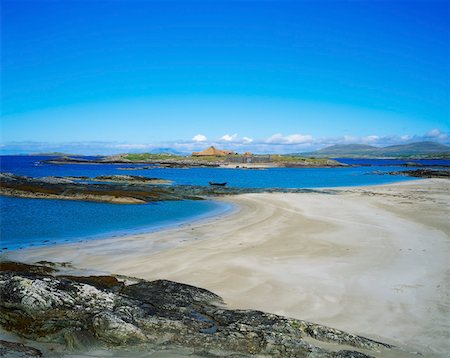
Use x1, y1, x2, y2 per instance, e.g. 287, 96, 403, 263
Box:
0, 261, 393, 357
0, 173, 331, 205
388, 169, 450, 178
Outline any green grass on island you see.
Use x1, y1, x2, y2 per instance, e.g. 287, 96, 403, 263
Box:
121, 152, 338, 165
123, 153, 183, 161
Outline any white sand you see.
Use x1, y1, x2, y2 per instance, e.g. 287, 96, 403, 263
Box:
6, 179, 450, 356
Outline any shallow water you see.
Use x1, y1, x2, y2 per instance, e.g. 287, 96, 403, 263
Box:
1, 155, 442, 250
0, 196, 231, 251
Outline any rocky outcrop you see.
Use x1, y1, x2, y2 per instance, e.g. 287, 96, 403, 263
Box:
0, 261, 395, 357
0, 173, 201, 204
64, 175, 172, 185
0, 173, 333, 204
282, 159, 346, 168
0, 340, 43, 357
387, 169, 450, 178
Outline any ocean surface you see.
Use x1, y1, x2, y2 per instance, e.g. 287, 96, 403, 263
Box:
1, 155, 448, 251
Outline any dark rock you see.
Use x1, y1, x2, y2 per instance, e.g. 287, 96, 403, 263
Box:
387, 169, 450, 178
0, 261, 55, 275
64, 175, 172, 185
0, 261, 394, 357
332, 351, 374, 358
59, 275, 124, 291
0, 173, 332, 205
63, 330, 99, 350
34, 261, 73, 269
93, 175, 171, 184
0, 340, 42, 357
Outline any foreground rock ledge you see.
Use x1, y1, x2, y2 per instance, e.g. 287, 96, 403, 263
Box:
0, 261, 393, 357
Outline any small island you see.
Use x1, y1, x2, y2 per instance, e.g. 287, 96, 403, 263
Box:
42, 146, 347, 168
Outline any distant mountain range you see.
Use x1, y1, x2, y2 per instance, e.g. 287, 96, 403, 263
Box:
302, 141, 450, 158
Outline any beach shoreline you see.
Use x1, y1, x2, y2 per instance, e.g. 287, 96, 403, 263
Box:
0, 198, 236, 252
3, 178, 450, 356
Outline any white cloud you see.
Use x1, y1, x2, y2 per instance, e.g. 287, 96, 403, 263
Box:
427, 129, 442, 137
266, 134, 283, 143
111, 143, 152, 149
400, 135, 412, 141
266, 133, 313, 144
361, 135, 379, 144
192, 134, 207, 142
220, 133, 238, 142
2, 128, 448, 156
341, 135, 357, 143
426, 128, 448, 140
286, 134, 313, 144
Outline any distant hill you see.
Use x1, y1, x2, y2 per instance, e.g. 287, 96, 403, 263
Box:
28, 152, 90, 157
149, 148, 185, 155
302, 141, 450, 158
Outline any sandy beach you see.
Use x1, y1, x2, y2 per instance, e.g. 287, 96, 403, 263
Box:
5, 178, 450, 357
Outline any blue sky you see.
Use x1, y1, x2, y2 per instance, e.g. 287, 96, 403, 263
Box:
1, 0, 449, 154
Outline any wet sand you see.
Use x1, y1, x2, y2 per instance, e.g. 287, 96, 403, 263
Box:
5, 179, 450, 356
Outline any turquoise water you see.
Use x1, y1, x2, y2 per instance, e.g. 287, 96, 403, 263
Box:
0, 196, 231, 251
1, 155, 445, 251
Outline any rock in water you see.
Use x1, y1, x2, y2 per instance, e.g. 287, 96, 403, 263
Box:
0, 172, 332, 205
0, 261, 393, 357
388, 169, 450, 178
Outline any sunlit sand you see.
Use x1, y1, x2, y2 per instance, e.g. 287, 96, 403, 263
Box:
8, 179, 450, 356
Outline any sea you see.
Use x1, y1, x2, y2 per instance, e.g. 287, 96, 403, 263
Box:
1, 155, 448, 251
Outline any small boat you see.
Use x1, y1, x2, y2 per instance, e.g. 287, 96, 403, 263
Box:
209, 182, 227, 186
